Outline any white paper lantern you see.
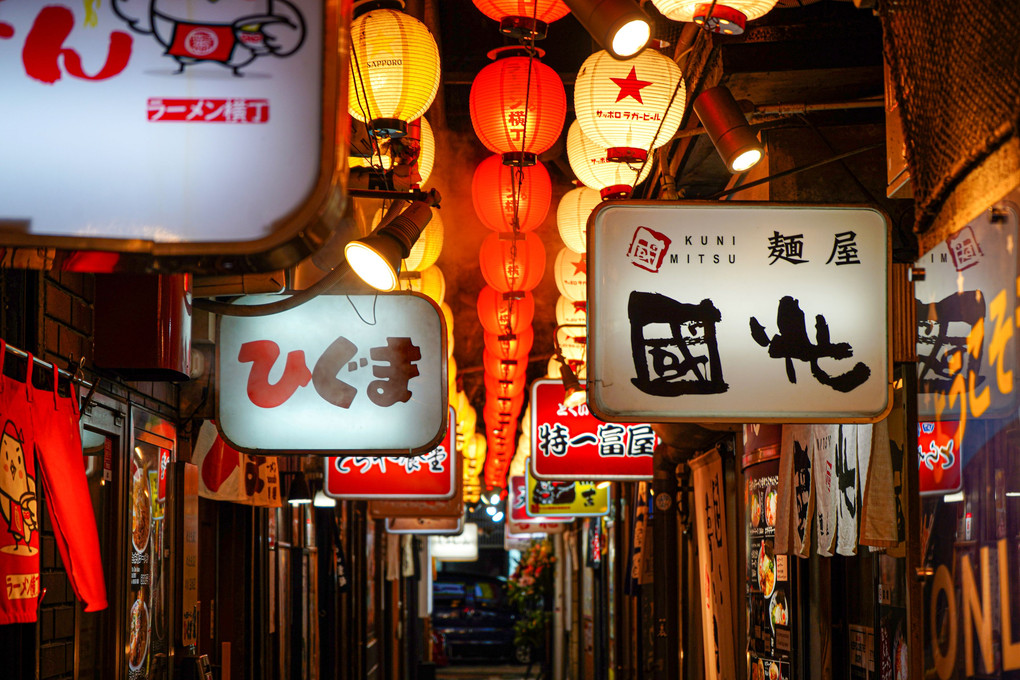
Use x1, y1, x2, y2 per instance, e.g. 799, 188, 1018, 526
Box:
556, 186, 601, 254
574, 49, 685, 163
566, 120, 653, 199
554, 247, 587, 302
556, 295, 587, 326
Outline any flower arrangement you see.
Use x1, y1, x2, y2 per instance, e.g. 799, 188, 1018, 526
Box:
507, 539, 555, 655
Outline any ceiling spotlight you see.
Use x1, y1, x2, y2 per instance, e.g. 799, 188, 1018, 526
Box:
286, 472, 313, 506
561, 0, 651, 59
596, 481, 611, 490
486, 505, 497, 516
490, 492, 501, 504
492, 511, 505, 522
345, 197, 439, 291
692, 86, 764, 174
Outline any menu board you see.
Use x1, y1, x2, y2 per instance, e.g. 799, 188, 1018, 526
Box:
128, 440, 171, 679
746, 457, 793, 680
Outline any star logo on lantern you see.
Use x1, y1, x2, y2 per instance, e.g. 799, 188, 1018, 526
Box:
611, 67, 652, 104
572, 256, 587, 276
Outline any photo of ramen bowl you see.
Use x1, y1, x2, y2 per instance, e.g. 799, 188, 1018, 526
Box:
750, 492, 761, 527
769, 590, 788, 633
758, 541, 776, 598
131, 465, 151, 554
127, 596, 149, 671
765, 488, 778, 528
769, 661, 780, 680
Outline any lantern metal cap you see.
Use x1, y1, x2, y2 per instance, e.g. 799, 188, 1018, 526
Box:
353, 0, 404, 17
486, 45, 546, 61
499, 16, 550, 40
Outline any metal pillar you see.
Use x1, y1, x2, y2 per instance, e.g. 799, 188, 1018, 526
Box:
653, 444, 680, 680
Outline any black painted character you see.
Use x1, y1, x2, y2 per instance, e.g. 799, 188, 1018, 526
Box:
750, 295, 871, 393
915, 291, 986, 396
628, 291, 728, 396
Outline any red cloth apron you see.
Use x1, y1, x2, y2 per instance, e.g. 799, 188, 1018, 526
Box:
0, 344, 42, 623
0, 345, 107, 624
33, 363, 107, 613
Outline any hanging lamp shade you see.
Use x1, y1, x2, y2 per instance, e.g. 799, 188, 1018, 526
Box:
350, 116, 436, 183
402, 205, 443, 272
556, 186, 601, 254
479, 231, 546, 292
477, 286, 535, 335
349, 8, 441, 138
472, 0, 571, 39
399, 265, 445, 305
484, 371, 527, 399
566, 120, 654, 199
554, 247, 587, 302
483, 348, 528, 382
574, 49, 686, 164
649, 0, 779, 34
469, 47, 566, 166
484, 327, 535, 362
472, 155, 552, 233
547, 356, 587, 380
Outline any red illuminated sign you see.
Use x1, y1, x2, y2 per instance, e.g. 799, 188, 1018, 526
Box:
917, 421, 962, 496
325, 409, 456, 500
530, 379, 657, 480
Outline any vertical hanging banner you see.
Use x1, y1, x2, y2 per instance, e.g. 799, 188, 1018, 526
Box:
217, 293, 448, 455
529, 379, 658, 480
0, 0, 350, 270
588, 202, 891, 423
690, 448, 737, 680
326, 408, 457, 500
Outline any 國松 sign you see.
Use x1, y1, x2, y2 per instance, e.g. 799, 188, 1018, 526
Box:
587, 202, 891, 423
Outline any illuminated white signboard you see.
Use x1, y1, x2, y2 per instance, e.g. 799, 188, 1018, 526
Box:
589, 202, 890, 422
217, 293, 447, 454
430, 523, 479, 562
0, 0, 347, 266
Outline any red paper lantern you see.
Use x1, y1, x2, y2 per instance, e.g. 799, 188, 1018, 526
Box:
484, 371, 527, 399
470, 47, 566, 166
483, 348, 528, 382
483, 327, 535, 361
472, 155, 551, 233
479, 231, 546, 292
477, 287, 535, 335
472, 0, 570, 39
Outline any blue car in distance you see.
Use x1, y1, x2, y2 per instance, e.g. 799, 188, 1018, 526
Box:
431, 573, 527, 664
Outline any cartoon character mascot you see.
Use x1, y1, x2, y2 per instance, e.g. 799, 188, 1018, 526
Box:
0, 420, 38, 555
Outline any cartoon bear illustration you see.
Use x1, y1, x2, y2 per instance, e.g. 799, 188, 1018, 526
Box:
0, 420, 38, 555
113, 0, 306, 75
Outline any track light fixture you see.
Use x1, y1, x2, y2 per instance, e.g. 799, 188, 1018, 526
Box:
561, 0, 651, 59
345, 191, 441, 291
693, 86, 764, 173
556, 351, 587, 408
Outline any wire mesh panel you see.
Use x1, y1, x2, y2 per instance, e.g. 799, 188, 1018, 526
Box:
881, 0, 1020, 247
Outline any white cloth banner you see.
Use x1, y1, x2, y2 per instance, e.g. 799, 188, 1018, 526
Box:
690, 448, 736, 680
813, 425, 839, 556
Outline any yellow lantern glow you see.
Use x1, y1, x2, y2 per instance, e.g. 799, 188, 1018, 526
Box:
399, 265, 445, 305
566, 120, 653, 199
574, 49, 685, 163
556, 186, 601, 254
649, 0, 779, 35
349, 9, 441, 137
440, 302, 455, 358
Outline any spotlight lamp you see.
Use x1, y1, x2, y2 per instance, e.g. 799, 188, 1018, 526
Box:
692, 86, 763, 173
286, 472, 313, 506
556, 351, 587, 408
345, 192, 441, 291
561, 0, 651, 59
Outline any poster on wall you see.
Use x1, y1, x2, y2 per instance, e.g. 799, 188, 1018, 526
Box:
127, 439, 171, 679
588, 202, 891, 423
0, 0, 350, 268
745, 454, 794, 680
